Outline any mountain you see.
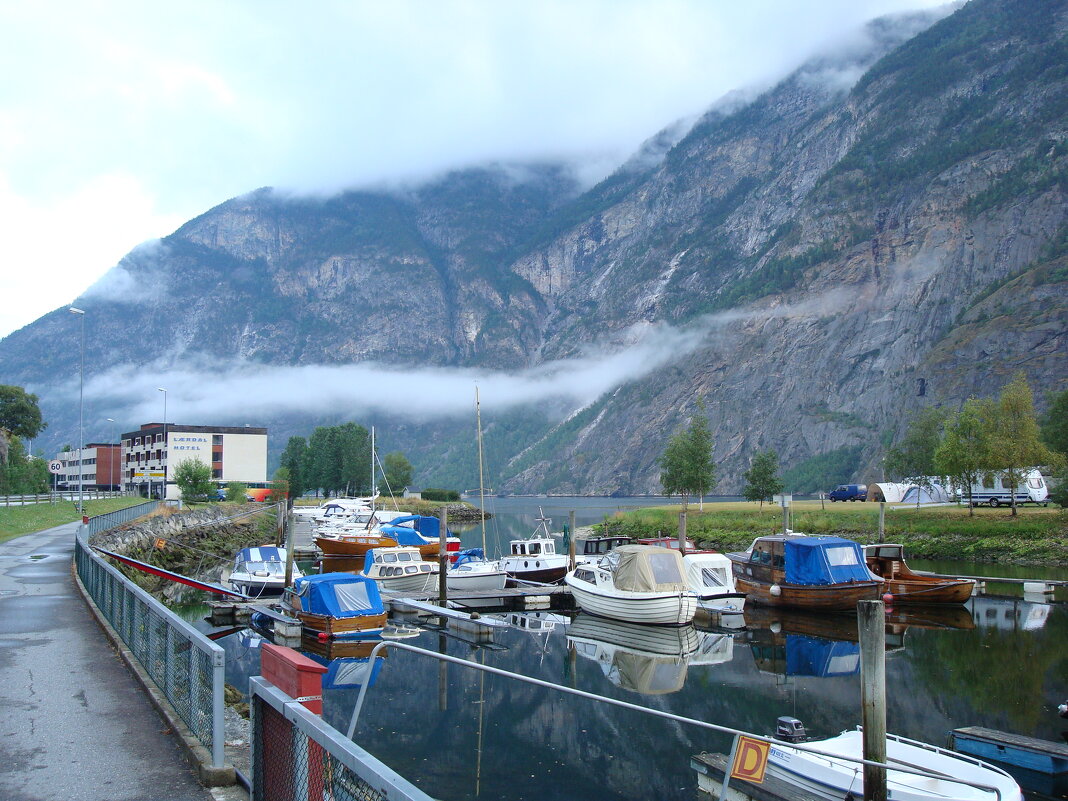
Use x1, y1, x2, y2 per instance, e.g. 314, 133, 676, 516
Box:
2, 0, 1066, 495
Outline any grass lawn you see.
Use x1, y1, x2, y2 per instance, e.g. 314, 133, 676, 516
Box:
599, 500, 1068, 565
0, 497, 151, 544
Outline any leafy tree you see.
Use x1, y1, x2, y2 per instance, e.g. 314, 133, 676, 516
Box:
0, 437, 49, 494
174, 458, 214, 503
382, 451, 413, 493
934, 398, 996, 516
659, 399, 716, 510
0, 385, 46, 465
225, 482, 248, 503
306, 426, 338, 496
268, 467, 290, 504
304, 423, 372, 496
1040, 388, 1068, 456
1047, 465, 1068, 508
279, 436, 308, 498
884, 406, 946, 505
990, 373, 1061, 516
742, 450, 784, 507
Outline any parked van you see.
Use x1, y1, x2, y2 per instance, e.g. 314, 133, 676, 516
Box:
829, 484, 867, 502
963, 469, 1048, 507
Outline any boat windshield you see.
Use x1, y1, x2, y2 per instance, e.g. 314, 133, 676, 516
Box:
699, 567, 728, 588
242, 561, 284, 576
825, 546, 860, 566
648, 552, 685, 584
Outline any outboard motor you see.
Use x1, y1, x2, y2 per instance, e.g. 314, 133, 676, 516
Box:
774, 716, 808, 743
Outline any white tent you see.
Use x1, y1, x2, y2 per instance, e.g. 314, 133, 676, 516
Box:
900, 483, 951, 504
867, 482, 909, 503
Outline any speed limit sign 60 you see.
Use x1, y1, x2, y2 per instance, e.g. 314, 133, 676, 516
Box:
48, 460, 63, 474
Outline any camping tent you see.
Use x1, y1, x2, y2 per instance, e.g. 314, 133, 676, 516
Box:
900, 483, 951, 504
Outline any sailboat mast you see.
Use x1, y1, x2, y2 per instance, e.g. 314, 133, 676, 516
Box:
476, 387, 487, 552
370, 425, 375, 512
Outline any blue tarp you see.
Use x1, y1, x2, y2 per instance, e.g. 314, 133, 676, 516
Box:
378, 515, 451, 545
292, 573, 384, 619
784, 635, 860, 677
784, 536, 871, 586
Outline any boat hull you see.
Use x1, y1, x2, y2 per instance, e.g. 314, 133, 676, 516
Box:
371, 571, 439, 595
446, 568, 508, 592
502, 555, 568, 585
566, 577, 697, 625
316, 534, 396, 556
288, 609, 388, 640
882, 577, 975, 605
733, 573, 881, 610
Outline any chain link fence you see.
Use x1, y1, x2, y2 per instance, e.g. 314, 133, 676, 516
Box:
250, 677, 434, 801
75, 508, 225, 768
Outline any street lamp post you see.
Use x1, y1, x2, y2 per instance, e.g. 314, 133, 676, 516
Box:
69, 307, 85, 516
157, 388, 167, 500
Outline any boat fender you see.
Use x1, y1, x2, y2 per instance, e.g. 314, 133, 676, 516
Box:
882, 593, 894, 603
770, 584, 781, 597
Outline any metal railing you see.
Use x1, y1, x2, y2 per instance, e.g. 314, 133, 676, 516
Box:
74, 508, 225, 768
1, 490, 126, 506
250, 677, 434, 801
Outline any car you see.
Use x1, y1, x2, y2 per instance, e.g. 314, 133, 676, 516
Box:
828, 484, 867, 502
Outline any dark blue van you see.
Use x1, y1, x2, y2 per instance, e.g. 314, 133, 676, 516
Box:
829, 484, 867, 502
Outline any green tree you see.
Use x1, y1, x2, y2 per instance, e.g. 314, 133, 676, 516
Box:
306, 426, 338, 496
659, 399, 716, 510
336, 422, 371, 495
990, 373, 1061, 516
884, 406, 946, 505
0, 385, 47, 465
934, 398, 996, 515
742, 450, 784, 507
268, 467, 290, 504
1040, 388, 1068, 456
382, 451, 413, 493
174, 458, 214, 503
225, 482, 248, 503
279, 436, 308, 498
0, 437, 50, 494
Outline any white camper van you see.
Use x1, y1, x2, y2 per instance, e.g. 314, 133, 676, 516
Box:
964, 469, 1049, 507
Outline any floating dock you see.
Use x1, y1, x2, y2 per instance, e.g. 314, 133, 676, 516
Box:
951, 726, 1068, 775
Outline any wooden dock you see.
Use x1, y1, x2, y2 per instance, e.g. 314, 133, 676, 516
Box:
691, 752, 825, 801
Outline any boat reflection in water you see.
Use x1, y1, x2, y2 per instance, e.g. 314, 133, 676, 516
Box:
567, 613, 699, 695
748, 630, 861, 678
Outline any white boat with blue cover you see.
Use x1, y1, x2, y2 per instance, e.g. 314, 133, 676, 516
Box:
565, 544, 697, 626
446, 548, 507, 591
767, 724, 1023, 801
361, 547, 439, 594
228, 546, 303, 597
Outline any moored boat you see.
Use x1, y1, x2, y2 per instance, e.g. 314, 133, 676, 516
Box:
446, 548, 508, 591
565, 544, 697, 626
865, 543, 975, 604
501, 509, 569, 584
766, 719, 1023, 800
280, 572, 387, 640
228, 546, 304, 597
316, 514, 461, 560
682, 551, 746, 619
727, 535, 881, 610
361, 546, 440, 594
573, 534, 635, 566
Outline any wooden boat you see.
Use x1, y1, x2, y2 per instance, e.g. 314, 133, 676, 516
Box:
565, 545, 697, 625
636, 536, 697, 552
726, 535, 881, 610
501, 509, 569, 584
316, 514, 461, 560
361, 546, 439, 594
865, 543, 975, 604
280, 572, 387, 640
766, 723, 1023, 800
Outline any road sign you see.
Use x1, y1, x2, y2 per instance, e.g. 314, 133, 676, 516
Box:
48, 460, 63, 474
133, 470, 165, 479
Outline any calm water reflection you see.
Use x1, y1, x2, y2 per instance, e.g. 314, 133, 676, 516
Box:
198, 498, 1068, 801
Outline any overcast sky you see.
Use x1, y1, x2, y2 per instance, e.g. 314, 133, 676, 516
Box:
0, 0, 949, 340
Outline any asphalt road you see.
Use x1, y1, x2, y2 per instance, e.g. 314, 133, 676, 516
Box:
0, 521, 222, 801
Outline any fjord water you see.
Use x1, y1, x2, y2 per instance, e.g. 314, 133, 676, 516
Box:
211, 497, 1067, 801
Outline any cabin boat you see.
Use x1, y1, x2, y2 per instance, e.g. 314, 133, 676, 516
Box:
567, 613, 699, 695
766, 719, 1023, 801
573, 535, 635, 566
361, 547, 440, 594
446, 548, 508, 592
228, 546, 303, 597
279, 572, 387, 640
501, 513, 569, 584
637, 536, 697, 552
682, 552, 746, 620
565, 544, 698, 626
316, 514, 461, 560
865, 543, 975, 604
727, 535, 882, 610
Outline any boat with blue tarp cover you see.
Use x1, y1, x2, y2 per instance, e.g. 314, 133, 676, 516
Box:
750, 632, 861, 678
316, 514, 461, 560
280, 572, 388, 640
727, 535, 881, 610
228, 545, 303, 597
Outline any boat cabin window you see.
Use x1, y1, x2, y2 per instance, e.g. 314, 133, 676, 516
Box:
405, 566, 418, 574
700, 567, 727, 588
512, 543, 524, 555
420, 564, 431, 572
543, 542, 555, 554
825, 546, 860, 566
529, 542, 541, 555
398, 552, 413, 562
574, 569, 595, 582
648, 552, 685, 584
382, 553, 397, 563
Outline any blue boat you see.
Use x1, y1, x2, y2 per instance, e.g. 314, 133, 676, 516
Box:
952, 726, 1068, 776
281, 573, 388, 640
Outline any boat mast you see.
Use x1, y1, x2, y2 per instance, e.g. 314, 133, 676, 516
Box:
370, 425, 375, 513
476, 387, 487, 553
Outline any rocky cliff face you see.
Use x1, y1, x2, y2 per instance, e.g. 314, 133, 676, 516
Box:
2, 0, 1065, 494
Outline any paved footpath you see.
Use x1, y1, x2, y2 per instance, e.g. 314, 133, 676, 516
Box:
0, 521, 231, 801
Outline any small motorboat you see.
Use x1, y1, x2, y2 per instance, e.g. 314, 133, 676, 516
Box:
682, 551, 746, 620
727, 534, 881, 610
280, 572, 387, 640
501, 510, 569, 584
865, 543, 975, 604
565, 544, 697, 626
765, 717, 1023, 800
228, 546, 303, 597
361, 547, 440, 594
445, 548, 507, 592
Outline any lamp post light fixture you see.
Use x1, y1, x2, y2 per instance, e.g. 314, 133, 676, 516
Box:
157, 388, 167, 500
69, 307, 85, 516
